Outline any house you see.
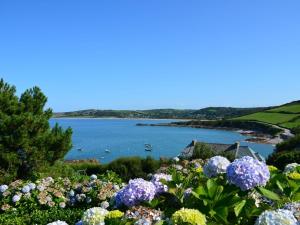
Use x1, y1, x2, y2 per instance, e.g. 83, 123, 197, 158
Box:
180, 140, 265, 161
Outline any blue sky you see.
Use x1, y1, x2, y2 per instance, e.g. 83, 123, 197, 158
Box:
1, 1, 299, 112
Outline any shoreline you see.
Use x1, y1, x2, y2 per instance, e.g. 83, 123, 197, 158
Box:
51, 117, 190, 121
136, 123, 283, 145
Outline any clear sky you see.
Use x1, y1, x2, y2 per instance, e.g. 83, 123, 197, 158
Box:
1, 0, 299, 112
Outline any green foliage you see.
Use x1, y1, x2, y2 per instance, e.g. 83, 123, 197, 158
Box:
172, 120, 281, 136
267, 134, 300, 169
267, 151, 300, 170
276, 134, 300, 152
191, 142, 235, 161
106, 156, 160, 181
192, 143, 214, 160
0, 207, 83, 225
0, 79, 72, 182
68, 156, 161, 182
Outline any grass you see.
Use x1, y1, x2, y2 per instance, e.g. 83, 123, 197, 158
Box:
233, 102, 300, 129
267, 104, 300, 113
234, 112, 298, 124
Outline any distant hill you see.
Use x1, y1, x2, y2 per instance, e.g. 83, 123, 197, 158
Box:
234, 100, 300, 129
54, 106, 269, 120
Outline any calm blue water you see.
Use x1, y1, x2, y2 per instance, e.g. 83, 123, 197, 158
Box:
50, 118, 275, 163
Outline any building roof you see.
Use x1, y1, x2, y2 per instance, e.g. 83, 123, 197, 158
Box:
180, 140, 265, 161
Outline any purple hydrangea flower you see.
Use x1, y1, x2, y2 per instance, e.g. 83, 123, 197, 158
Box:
203, 156, 230, 178
226, 156, 270, 191
115, 178, 156, 207
151, 173, 172, 194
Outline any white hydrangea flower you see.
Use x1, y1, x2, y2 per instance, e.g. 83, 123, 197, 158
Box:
90, 174, 97, 180
82, 207, 108, 225
284, 163, 300, 174
47, 220, 68, 225
0, 185, 8, 193
203, 156, 230, 178
100, 201, 109, 209
255, 209, 297, 225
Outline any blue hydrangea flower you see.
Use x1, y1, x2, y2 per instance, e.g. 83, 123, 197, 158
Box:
255, 209, 297, 225
0, 185, 8, 193
12, 194, 21, 203
203, 156, 230, 178
151, 173, 172, 194
115, 178, 156, 207
28, 183, 36, 190
22, 185, 31, 193
226, 156, 270, 191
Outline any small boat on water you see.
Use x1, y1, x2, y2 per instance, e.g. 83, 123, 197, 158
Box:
77, 148, 83, 151
105, 149, 111, 153
145, 144, 152, 151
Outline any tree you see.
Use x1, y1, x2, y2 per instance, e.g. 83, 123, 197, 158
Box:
0, 79, 72, 181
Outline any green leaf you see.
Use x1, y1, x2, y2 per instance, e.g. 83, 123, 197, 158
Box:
207, 179, 218, 199
276, 180, 284, 192
257, 187, 280, 201
195, 185, 207, 197
215, 207, 228, 224
292, 191, 300, 201
234, 200, 246, 217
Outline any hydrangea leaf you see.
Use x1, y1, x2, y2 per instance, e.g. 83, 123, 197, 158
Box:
257, 187, 280, 201
234, 200, 246, 217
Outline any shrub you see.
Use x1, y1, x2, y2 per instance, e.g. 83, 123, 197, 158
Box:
267, 150, 300, 170
192, 143, 214, 160
0, 208, 83, 225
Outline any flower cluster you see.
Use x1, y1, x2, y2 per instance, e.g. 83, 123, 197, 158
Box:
0, 176, 119, 211
115, 178, 156, 207
125, 206, 163, 224
171, 208, 206, 225
283, 202, 300, 221
255, 209, 297, 225
81, 207, 108, 225
226, 156, 270, 191
150, 173, 172, 194
203, 156, 230, 178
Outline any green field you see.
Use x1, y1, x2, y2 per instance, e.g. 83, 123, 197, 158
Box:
267, 104, 300, 113
234, 101, 300, 129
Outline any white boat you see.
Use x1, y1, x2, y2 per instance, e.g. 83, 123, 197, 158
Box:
105, 149, 111, 153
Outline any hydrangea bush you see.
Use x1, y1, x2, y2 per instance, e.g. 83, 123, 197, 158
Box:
0, 156, 299, 225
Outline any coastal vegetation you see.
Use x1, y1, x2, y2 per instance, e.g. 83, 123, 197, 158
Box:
54, 107, 269, 120
0, 79, 72, 182
267, 134, 300, 169
234, 101, 300, 129
169, 119, 282, 136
